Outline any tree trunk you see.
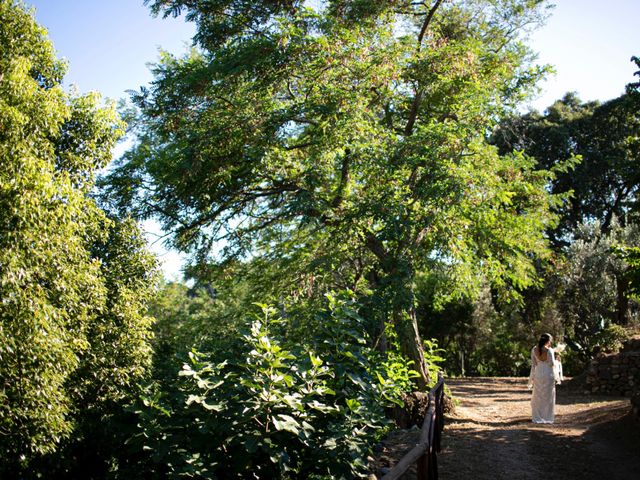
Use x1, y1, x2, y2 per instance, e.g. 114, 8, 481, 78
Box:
366, 268, 388, 352
378, 317, 388, 353
407, 306, 430, 389
394, 305, 430, 390
363, 234, 430, 388
615, 273, 631, 325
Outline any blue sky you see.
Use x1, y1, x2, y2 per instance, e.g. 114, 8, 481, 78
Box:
529, 0, 639, 109
26, 0, 640, 279
28, 0, 195, 102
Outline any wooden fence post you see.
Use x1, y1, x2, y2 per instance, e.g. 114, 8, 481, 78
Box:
381, 373, 445, 480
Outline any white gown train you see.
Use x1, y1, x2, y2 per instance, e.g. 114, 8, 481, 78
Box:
528, 346, 559, 424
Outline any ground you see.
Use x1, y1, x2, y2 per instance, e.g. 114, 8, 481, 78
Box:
372, 377, 640, 479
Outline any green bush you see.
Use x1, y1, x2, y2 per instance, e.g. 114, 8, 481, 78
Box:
470, 332, 531, 377
119, 295, 417, 479
564, 319, 629, 367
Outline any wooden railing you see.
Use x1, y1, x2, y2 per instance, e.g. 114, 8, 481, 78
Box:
381, 373, 445, 480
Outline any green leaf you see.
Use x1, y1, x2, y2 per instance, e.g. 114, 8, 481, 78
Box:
345, 398, 361, 412
271, 414, 300, 435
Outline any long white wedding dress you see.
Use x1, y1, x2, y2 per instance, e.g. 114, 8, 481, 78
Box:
528, 346, 559, 424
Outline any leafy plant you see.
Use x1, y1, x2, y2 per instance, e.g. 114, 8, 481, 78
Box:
121, 296, 416, 479
613, 244, 640, 300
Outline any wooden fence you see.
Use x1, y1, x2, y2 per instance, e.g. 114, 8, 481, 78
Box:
381, 373, 445, 480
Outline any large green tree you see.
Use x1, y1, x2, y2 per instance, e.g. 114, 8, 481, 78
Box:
493, 59, 640, 328
493, 79, 640, 245
104, 0, 559, 386
0, 1, 157, 473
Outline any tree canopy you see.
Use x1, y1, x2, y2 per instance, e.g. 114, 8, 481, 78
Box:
3, 1, 640, 478
0, 1, 157, 474
493, 84, 640, 245
103, 0, 559, 385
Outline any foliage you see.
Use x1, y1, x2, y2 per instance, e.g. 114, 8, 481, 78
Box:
418, 267, 566, 377
470, 331, 531, 377
422, 338, 446, 384
43, 218, 159, 478
75, 218, 158, 411
147, 281, 222, 379
626, 55, 640, 95
613, 244, 640, 301
558, 221, 639, 363
592, 323, 628, 355
493, 81, 640, 245
490, 65, 640, 369
119, 296, 416, 479
421, 218, 640, 376
0, 2, 156, 475
102, 0, 560, 384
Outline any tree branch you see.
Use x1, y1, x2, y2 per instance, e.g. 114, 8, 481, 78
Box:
331, 148, 351, 208
365, 231, 390, 266
602, 183, 630, 232
291, 116, 319, 126
142, 199, 188, 228
404, 1, 445, 136
417, 0, 444, 51
404, 89, 423, 136
284, 141, 317, 150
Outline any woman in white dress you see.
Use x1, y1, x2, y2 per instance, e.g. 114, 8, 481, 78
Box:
528, 333, 560, 424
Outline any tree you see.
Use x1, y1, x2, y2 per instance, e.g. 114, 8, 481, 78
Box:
103, 0, 559, 386
493, 69, 640, 245
558, 221, 638, 362
52, 218, 159, 478
0, 1, 156, 473
493, 59, 640, 330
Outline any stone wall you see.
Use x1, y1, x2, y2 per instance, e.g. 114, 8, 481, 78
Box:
586, 336, 640, 421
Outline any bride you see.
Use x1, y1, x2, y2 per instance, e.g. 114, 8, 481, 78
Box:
528, 333, 561, 424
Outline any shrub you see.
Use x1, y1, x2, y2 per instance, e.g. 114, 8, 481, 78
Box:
119, 295, 416, 479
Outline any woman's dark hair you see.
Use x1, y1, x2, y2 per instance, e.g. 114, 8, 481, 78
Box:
538, 333, 552, 355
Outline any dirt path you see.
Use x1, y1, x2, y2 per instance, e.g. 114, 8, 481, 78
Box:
374, 377, 640, 480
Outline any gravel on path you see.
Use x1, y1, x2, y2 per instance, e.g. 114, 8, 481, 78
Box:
372, 377, 640, 480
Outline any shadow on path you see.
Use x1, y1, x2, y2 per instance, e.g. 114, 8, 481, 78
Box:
436, 378, 639, 480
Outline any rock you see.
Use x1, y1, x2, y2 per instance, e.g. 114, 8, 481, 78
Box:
600, 355, 613, 365
621, 336, 640, 353
579, 337, 640, 420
